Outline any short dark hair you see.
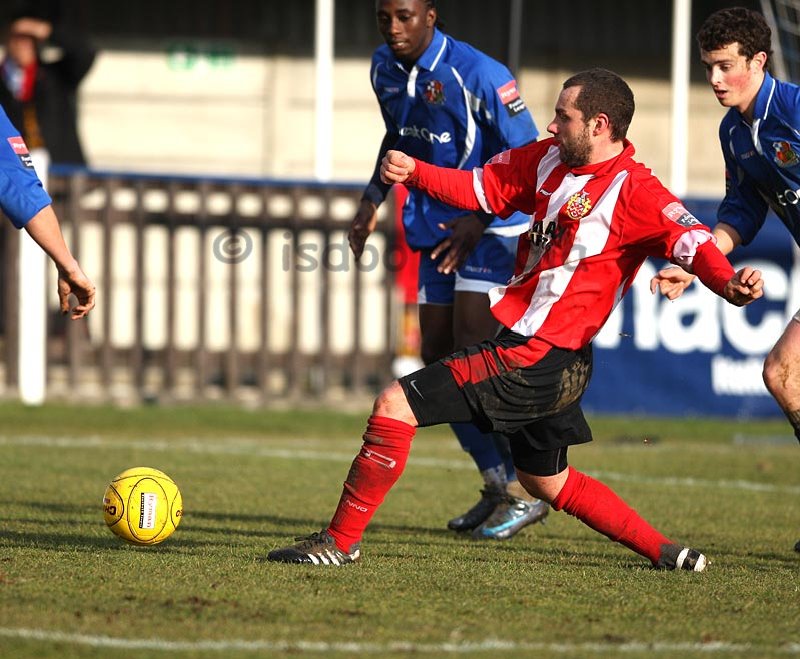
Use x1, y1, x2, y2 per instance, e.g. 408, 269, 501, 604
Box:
376, 0, 444, 29
422, 0, 445, 30
697, 7, 772, 64
561, 68, 635, 141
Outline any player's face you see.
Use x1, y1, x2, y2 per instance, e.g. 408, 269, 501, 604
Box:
547, 86, 593, 168
701, 43, 767, 118
376, 0, 435, 65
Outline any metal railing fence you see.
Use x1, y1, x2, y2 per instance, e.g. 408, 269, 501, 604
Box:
0, 169, 401, 405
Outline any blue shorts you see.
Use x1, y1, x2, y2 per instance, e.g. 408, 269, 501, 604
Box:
417, 232, 520, 305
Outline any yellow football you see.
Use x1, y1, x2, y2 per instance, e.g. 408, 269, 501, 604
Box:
103, 467, 182, 545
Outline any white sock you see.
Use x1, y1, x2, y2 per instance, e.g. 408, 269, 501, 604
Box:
481, 465, 507, 489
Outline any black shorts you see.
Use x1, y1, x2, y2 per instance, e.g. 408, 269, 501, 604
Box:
398, 329, 594, 455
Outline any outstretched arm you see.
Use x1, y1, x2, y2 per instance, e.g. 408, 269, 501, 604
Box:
23, 205, 95, 319
691, 240, 762, 307
380, 150, 483, 212
651, 222, 742, 299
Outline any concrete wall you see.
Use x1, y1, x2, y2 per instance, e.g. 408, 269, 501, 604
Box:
78, 49, 727, 197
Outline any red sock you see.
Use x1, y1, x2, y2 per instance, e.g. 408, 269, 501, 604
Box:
327, 415, 416, 552
551, 466, 672, 565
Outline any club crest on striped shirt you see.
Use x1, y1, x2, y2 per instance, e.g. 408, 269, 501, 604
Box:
565, 190, 592, 219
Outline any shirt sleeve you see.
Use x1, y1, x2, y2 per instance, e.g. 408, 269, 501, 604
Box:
479, 144, 543, 217
363, 57, 399, 205
407, 154, 538, 220
408, 158, 482, 211
468, 56, 538, 149
690, 240, 735, 297
621, 175, 716, 265
716, 122, 768, 245
0, 109, 51, 228
370, 55, 399, 138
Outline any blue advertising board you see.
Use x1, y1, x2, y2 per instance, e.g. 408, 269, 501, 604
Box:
581, 199, 796, 419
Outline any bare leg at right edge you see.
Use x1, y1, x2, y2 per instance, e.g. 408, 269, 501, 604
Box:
761, 316, 800, 552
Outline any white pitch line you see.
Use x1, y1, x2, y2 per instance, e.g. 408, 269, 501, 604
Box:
1, 435, 799, 495
2, 627, 799, 655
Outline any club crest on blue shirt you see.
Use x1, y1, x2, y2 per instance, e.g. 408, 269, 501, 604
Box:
565, 191, 592, 219
423, 80, 445, 105
772, 140, 799, 168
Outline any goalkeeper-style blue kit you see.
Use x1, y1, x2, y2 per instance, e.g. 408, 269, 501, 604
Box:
0, 104, 51, 228
365, 27, 538, 251
717, 71, 800, 246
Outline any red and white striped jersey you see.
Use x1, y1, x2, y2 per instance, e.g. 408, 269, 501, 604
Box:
473, 138, 716, 349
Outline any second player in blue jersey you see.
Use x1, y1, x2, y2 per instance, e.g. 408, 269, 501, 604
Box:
650, 7, 800, 553
349, 0, 548, 540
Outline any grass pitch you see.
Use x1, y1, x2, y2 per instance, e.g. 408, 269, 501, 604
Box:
0, 402, 798, 658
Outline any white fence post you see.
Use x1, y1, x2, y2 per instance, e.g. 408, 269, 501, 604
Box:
18, 149, 50, 406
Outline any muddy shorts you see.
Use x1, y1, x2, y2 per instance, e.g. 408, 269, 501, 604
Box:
399, 329, 594, 458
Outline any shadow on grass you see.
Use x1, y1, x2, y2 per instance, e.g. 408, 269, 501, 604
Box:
181, 510, 622, 563
11, 506, 775, 573
187, 509, 458, 539
0, 500, 99, 514
194, 511, 609, 564
0, 528, 226, 552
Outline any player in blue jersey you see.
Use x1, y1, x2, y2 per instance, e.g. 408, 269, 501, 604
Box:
0, 103, 94, 318
650, 7, 800, 552
348, 0, 548, 539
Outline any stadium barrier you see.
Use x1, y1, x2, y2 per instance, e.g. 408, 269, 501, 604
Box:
1, 171, 795, 418
1, 169, 400, 404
